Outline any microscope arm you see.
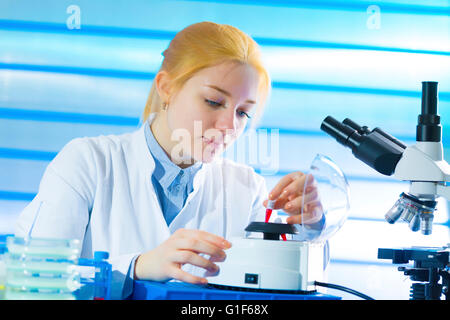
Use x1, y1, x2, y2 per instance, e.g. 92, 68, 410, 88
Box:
436, 184, 450, 201
392, 144, 450, 201
393, 144, 450, 182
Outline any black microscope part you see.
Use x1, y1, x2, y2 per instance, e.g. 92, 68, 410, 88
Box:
417, 81, 441, 142
378, 247, 449, 300
245, 222, 298, 240
399, 191, 437, 209
321, 116, 405, 176
321, 81, 442, 176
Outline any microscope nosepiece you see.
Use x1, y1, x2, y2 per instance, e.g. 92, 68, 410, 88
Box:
385, 193, 437, 235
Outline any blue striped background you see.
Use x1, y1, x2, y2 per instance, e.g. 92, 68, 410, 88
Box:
0, 0, 449, 299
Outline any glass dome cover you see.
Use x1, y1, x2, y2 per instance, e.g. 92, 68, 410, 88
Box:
295, 154, 350, 242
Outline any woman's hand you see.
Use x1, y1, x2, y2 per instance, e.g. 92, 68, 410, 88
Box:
263, 171, 323, 225
134, 228, 232, 284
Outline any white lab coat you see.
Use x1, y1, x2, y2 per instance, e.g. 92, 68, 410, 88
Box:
15, 113, 268, 299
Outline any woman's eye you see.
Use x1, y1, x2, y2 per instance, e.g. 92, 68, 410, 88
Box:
205, 99, 251, 119
238, 110, 251, 119
205, 99, 222, 107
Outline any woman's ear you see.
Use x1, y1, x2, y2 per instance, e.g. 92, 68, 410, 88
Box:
155, 71, 172, 103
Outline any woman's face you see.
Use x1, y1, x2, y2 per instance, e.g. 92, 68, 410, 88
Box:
164, 61, 260, 165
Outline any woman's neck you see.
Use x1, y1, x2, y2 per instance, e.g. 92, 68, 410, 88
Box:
150, 113, 196, 169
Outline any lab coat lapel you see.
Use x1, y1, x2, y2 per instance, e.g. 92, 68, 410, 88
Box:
167, 163, 208, 233
136, 114, 172, 240
168, 159, 227, 238
144, 113, 204, 235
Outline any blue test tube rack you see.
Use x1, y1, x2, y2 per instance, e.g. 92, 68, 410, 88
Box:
77, 251, 112, 300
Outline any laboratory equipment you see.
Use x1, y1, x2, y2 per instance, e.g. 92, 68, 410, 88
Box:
4, 237, 82, 300
264, 201, 287, 240
0, 248, 4, 300
320, 81, 450, 300
296, 154, 350, 242
321, 81, 450, 235
265, 200, 276, 222
207, 230, 325, 292
3, 235, 112, 300
77, 251, 112, 300
378, 246, 449, 300
207, 155, 351, 293
0, 234, 11, 300
131, 279, 341, 300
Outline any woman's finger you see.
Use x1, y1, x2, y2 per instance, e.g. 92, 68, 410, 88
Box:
267, 173, 316, 211
168, 265, 208, 285
286, 206, 324, 225
175, 228, 231, 250
283, 189, 319, 214
174, 235, 227, 261
304, 200, 323, 213
279, 174, 309, 199
268, 171, 304, 201
171, 250, 219, 273
195, 229, 232, 249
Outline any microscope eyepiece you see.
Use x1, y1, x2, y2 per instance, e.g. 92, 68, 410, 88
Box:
320, 116, 361, 148
421, 81, 438, 116
417, 81, 441, 142
342, 118, 370, 135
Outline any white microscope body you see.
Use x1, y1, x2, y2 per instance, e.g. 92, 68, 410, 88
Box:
395, 142, 450, 199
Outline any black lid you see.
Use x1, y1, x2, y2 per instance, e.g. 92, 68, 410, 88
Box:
245, 222, 298, 240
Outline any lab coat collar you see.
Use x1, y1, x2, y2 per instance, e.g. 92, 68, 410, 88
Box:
143, 118, 202, 190
140, 113, 205, 180
134, 113, 211, 232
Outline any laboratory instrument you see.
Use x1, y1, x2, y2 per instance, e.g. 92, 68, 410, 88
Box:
0, 234, 11, 300
4, 236, 82, 300
321, 81, 449, 235
77, 251, 112, 300
207, 155, 351, 293
2, 235, 112, 300
265, 200, 275, 222
320, 81, 450, 300
207, 222, 325, 292
378, 245, 449, 300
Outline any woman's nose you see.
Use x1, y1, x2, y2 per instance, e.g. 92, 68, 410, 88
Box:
214, 108, 237, 133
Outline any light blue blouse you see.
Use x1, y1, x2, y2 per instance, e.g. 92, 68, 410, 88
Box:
144, 119, 203, 226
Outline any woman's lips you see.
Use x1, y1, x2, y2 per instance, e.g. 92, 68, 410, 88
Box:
202, 136, 224, 148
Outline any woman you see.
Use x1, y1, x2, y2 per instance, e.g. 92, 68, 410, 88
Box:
15, 22, 320, 299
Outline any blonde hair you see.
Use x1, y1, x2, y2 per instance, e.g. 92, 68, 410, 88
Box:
141, 21, 271, 127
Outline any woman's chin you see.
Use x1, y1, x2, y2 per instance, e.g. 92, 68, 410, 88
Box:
194, 147, 224, 163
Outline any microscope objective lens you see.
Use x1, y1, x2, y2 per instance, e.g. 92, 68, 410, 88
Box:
400, 204, 417, 223
408, 213, 421, 232
419, 212, 434, 235
384, 198, 404, 224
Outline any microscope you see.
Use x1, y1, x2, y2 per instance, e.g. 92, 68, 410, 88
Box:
320, 81, 450, 300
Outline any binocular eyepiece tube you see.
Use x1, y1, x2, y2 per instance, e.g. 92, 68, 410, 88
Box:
320, 116, 405, 176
